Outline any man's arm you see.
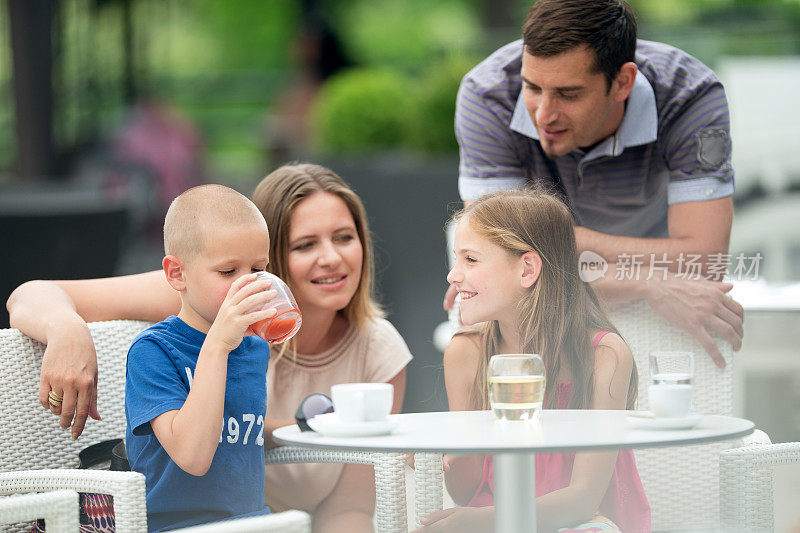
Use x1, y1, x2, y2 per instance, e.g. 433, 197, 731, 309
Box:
582, 197, 742, 368
575, 197, 733, 271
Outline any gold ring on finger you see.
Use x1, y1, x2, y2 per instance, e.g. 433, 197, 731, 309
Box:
48, 391, 63, 406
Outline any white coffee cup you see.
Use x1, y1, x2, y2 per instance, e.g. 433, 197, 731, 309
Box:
331, 383, 394, 423
648, 383, 693, 418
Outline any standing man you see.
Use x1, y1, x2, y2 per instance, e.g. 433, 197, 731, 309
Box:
445, 0, 743, 367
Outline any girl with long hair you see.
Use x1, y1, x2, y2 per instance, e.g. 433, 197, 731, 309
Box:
416, 189, 649, 533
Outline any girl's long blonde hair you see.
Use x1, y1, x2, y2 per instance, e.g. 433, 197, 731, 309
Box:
458, 188, 637, 411
251, 163, 384, 358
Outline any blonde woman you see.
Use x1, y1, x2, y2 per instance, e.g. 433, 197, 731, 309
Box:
7, 164, 412, 533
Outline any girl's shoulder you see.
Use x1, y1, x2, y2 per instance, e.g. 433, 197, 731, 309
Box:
443, 329, 482, 370
590, 330, 634, 372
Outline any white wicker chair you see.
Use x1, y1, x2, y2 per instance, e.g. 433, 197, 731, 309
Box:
417, 298, 796, 531
606, 299, 779, 531
1, 321, 408, 532
0, 489, 79, 533
0, 320, 152, 532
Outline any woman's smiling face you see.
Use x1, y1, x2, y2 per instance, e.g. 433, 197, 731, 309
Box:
286, 192, 363, 318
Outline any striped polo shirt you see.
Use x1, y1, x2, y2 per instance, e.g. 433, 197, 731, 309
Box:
456, 39, 735, 238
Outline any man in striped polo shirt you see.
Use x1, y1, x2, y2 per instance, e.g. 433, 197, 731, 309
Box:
447, 0, 743, 367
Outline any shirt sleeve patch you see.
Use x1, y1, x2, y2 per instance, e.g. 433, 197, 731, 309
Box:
695, 128, 731, 172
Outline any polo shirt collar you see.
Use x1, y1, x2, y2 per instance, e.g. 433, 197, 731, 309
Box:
509, 70, 658, 156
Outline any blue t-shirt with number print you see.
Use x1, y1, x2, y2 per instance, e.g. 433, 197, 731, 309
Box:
125, 315, 269, 532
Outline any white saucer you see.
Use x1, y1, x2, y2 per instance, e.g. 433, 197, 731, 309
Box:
626, 412, 704, 430
307, 412, 397, 437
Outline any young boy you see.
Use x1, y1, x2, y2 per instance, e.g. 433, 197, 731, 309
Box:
125, 184, 278, 532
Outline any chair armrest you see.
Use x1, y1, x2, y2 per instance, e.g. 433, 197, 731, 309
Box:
169, 510, 311, 533
0, 469, 146, 533
720, 441, 800, 532
0, 490, 79, 533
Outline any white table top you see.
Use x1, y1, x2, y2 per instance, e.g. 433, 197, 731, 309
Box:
273, 410, 754, 454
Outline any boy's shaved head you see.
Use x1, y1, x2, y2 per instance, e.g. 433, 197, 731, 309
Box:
164, 184, 267, 262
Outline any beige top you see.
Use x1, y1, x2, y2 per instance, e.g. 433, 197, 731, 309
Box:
264, 318, 413, 513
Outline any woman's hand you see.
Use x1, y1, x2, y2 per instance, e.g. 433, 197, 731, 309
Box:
38, 320, 101, 439
411, 507, 494, 533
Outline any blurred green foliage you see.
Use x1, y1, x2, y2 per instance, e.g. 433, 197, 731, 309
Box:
2, 0, 800, 179
313, 68, 413, 152
406, 57, 476, 153
332, 0, 481, 69
313, 57, 476, 154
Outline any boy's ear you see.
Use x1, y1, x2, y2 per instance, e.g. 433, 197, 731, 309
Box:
163, 255, 187, 291
520, 251, 542, 288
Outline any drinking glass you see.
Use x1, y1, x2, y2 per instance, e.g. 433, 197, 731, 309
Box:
648, 351, 694, 417
487, 354, 546, 421
250, 271, 302, 343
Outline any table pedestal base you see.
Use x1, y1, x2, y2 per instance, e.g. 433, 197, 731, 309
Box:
494, 452, 537, 532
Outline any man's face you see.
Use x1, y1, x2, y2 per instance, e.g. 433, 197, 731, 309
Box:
521, 46, 623, 158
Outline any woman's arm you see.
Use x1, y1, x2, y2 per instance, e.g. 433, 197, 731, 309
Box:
311, 370, 406, 533
5, 271, 180, 438
442, 334, 485, 506
8, 271, 180, 328
533, 333, 634, 531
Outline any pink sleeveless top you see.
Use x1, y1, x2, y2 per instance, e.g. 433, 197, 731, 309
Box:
467, 331, 651, 533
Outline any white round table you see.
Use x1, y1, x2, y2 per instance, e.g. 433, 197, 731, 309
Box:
274, 410, 754, 533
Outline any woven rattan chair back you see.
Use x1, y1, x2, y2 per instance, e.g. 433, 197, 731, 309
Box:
0, 320, 152, 472
608, 299, 734, 530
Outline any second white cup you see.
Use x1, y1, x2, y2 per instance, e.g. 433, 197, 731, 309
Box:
331, 383, 394, 423
648, 383, 693, 418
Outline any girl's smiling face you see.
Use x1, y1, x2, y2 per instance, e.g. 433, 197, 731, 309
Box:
286, 192, 363, 318
447, 215, 527, 327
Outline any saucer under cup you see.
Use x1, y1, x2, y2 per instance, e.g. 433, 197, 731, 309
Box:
307, 412, 397, 437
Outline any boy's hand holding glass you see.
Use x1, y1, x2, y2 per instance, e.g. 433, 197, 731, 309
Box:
249, 271, 302, 344
207, 273, 277, 352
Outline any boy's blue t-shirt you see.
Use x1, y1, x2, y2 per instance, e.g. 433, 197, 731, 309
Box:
125, 316, 270, 532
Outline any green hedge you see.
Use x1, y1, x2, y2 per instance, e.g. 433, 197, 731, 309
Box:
313, 69, 413, 152
313, 58, 475, 154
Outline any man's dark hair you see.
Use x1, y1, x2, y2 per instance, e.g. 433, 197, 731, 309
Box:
522, 0, 637, 88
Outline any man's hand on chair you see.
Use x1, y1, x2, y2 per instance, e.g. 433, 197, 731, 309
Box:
643, 274, 743, 369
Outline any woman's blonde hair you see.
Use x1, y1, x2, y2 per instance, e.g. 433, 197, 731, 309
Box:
456, 187, 637, 411
251, 163, 384, 356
